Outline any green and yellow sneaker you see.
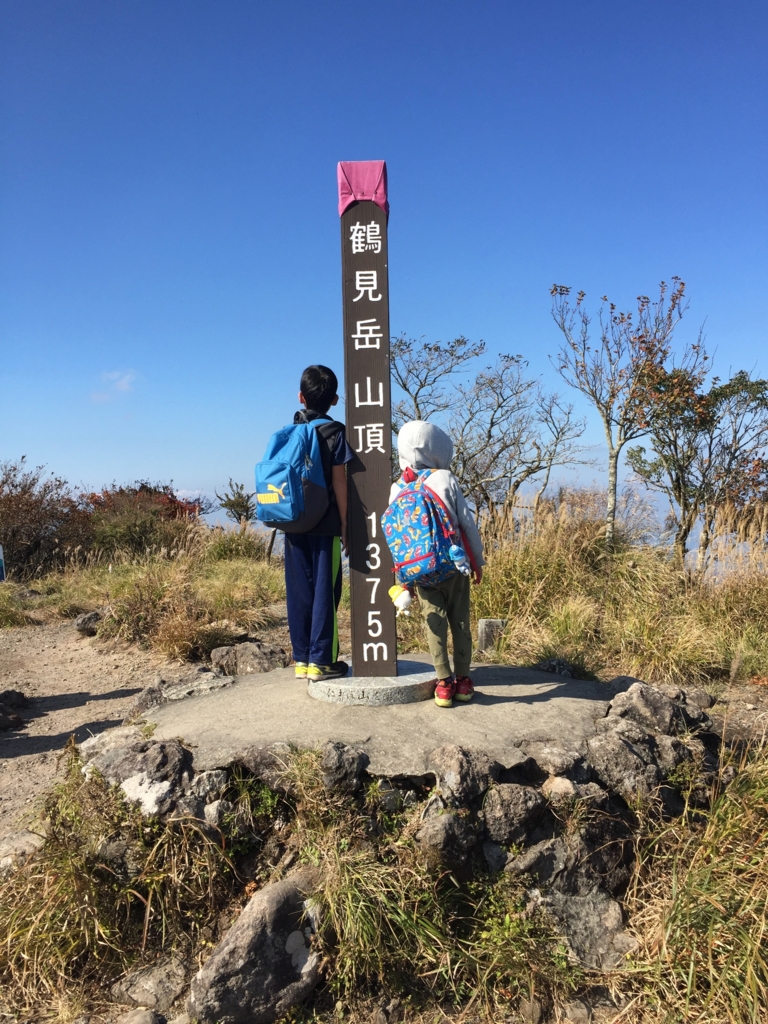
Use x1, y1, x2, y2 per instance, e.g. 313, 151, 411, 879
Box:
307, 661, 349, 682
294, 662, 308, 679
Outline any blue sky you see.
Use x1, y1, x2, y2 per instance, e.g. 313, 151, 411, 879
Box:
1, 0, 766, 501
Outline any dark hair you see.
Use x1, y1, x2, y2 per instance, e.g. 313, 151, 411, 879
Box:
300, 365, 338, 414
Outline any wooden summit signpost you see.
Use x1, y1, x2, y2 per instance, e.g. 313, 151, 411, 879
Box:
338, 161, 397, 677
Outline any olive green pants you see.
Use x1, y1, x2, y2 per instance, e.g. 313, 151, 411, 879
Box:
415, 571, 472, 680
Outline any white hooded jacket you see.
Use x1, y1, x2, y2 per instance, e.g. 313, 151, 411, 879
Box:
389, 420, 485, 569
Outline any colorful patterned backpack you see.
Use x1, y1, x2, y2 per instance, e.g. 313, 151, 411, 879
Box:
381, 470, 459, 587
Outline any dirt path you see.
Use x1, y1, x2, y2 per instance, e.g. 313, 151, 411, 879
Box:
0, 608, 349, 847
0, 621, 173, 843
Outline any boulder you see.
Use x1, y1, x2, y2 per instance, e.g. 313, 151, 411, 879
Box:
539, 889, 638, 968
75, 610, 102, 636
173, 769, 229, 818
321, 740, 369, 793
111, 957, 187, 1012
482, 784, 545, 844
415, 811, 477, 870
609, 683, 676, 734
210, 642, 290, 677
587, 725, 660, 802
231, 745, 294, 796
84, 738, 194, 818
428, 745, 501, 805
523, 742, 587, 780
188, 867, 322, 1024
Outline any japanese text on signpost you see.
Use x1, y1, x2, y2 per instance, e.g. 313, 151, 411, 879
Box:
339, 165, 397, 676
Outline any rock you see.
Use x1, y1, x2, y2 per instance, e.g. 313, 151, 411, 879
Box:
204, 799, 234, 827
518, 995, 546, 1024
482, 784, 545, 844
374, 781, 401, 813
523, 742, 587, 780
542, 776, 577, 804
482, 840, 508, 872
609, 683, 676, 734
562, 997, 591, 1023
654, 734, 694, 774
210, 642, 290, 677
85, 738, 194, 818
540, 889, 638, 968
188, 867, 322, 1024
167, 1016, 191, 1024
0, 704, 23, 729
95, 838, 143, 882
115, 1010, 166, 1024
685, 686, 716, 710
477, 618, 507, 652
415, 811, 477, 870
232, 745, 294, 795
428, 745, 501, 805
0, 829, 45, 875
321, 741, 369, 793
532, 657, 577, 678
111, 957, 187, 1012
0, 688, 28, 709
15, 587, 41, 600
586, 730, 660, 803
126, 675, 235, 720
75, 610, 102, 635
80, 726, 144, 760
507, 837, 572, 886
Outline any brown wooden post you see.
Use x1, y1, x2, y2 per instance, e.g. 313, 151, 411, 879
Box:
339, 161, 397, 676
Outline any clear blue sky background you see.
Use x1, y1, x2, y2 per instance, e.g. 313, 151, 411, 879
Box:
1, 0, 766, 501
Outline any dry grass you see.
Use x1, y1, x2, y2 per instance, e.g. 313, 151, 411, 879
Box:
8, 523, 286, 660
281, 750, 580, 1011
0, 744, 283, 1018
618, 742, 768, 1023
469, 490, 768, 686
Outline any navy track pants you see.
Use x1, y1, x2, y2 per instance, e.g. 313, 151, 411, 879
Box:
284, 533, 342, 666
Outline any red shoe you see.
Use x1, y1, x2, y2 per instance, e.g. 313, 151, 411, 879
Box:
434, 677, 456, 708
455, 676, 474, 702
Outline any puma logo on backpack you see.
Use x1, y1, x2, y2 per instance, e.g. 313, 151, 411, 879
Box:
255, 421, 338, 533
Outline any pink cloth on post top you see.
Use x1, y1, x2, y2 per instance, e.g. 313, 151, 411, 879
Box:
337, 160, 389, 218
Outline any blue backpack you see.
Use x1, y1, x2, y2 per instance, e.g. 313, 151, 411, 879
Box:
255, 422, 334, 533
381, 471, 460, 587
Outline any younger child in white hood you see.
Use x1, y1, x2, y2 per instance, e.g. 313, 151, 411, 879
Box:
391, 421, 485, 707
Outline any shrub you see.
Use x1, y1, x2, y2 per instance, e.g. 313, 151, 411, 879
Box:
0, 458, 92, 579
205, 525, 269, 561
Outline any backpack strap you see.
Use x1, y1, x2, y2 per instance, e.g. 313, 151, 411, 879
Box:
313, 418, 343, 489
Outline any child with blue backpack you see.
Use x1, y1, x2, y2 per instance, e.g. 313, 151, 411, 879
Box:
256, 365, 354, 682
388, 420, 485, 707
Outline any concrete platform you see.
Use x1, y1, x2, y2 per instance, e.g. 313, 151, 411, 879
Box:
307, 659, 437, 705
147, 655, 629, 778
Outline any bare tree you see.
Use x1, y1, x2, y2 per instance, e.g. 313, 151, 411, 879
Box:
390, 334, 486, 427
551, 278, 689, 550
390, 338, 590, 520
449, 354, 590, 517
